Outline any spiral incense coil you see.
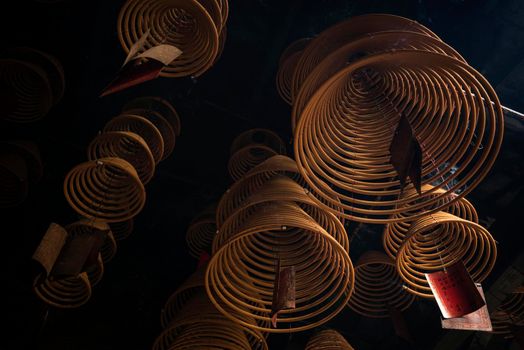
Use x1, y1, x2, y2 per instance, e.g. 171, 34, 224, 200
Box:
348, 251, 414, 318
490, 289, 524, 338
3, 140, 44, 184
396, 211, 497, 298
383, 185, 478, 259
33, 272, 92, 309
64, 157, 146, 223
228, 129, 286, 181
291, 31, 464, 131
290, 13, 439, 100
161, 266, 207, 327
117, 0, 220, 78
217, 0, 229, 27
0, 59, 53, 123
155, 291, 267, 350
104, 115, 165, 164
206, 201, 354, 333
0, 153, 29, 208
213, 176, 348, 253
100, 231, 118, 263
87, 131, 155, 185
217, 155, 301, 227
294, 50, 504, 224
305, 329, 355, 350
123, 96, 181, 137
276, 38, 311, 105
186, 208, 217, 259
109, 219, 134, 241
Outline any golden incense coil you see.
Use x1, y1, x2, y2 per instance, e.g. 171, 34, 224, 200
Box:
117, 0, 220, 77
87, 131, 156, 185
490, 289, 524, 338
33, 272, 92, 309
276, 38, 311, 105
123, 96, 181, 137
104, 114, 165, 164
186, 208, 217, 259
206, 201, 354, 333
383, 185, 478, 259
396, 211, 497, 298
109, 219, 134, 241
348, 251, 414, 318
305, 329, 355, 350
63, 157, 146, 223
294, 50, 503, 224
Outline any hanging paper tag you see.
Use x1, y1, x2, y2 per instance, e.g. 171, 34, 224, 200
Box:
390, 115, 422, 194
198, 251, 211, 268
32, 223, 68, 276
270, 260, 296, 328
441, 283, 492, 331
426, 261, 485, 319
388, 305, 413, 344
100, 30, 182, 97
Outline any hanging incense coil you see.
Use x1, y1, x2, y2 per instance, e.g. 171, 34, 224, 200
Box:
33, 272, 92, 309
294, 50, 503, 224
109, 219, 134, 241
383, 185, 478, 259
0, 48, 64, 123
87, 131, 156, 185
228, 129, 286, 181
186, 208, 217, 259
291, 30, 464, 131
305, 329, 355, 350
290, 13, 439, 101
396, 211, 497, 298
121, 109, 176, 161
217, 155, 301, 228
276, 38, 311, 105
348, 251, 414, 318
123, 96, 181, 136
117, 0, 220, 78
0, 153, 29, 208
155, 291, 267, 350
104, 115, 165, 164
213, 176, 349, 252
63, 157, 146, 223
206, 201, 354, 333
100, 231, 117, 263
490, 289, 524, 338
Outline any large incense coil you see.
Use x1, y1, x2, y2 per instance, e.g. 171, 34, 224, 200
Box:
217, 155, 301, 228
155, 292, 267, 350
291, 30, 464, 131
383, 185, 478, 259
348, 251, 414, 318
117, 0, 220, 78
228, 129, 286, 181
33, 272, 92, 309
396, 211, 497, 298
0, 47, 64, 123
104, 115, 164, 164
63, 157, 146, 223
109, 219, 134, 241
294, 50, 504, 224
276, 38, 311, 105
217, 0, 228, 26
0, 153, 29, 208
305, 329, 354, 350
123, 96, 181, 137
490, 289, 524, 338
0, 59, 53, 123
121, 109, 176, 161
185, 208, 217, 259
206, 201, 354, 333
213, 176, 349, 252
161, 266, 207, 328
87, 131, 156, 184
290, 13, 439, 100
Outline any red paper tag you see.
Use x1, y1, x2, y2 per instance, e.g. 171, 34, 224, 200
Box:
426, 261, 485, 318
271, 260, 296, 328
100, 59, 164, 97
441, 283, 492, 331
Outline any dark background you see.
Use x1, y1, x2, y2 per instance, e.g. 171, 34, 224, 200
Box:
1, 0, 524, 349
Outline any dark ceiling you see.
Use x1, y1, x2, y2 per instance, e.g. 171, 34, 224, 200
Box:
2, 0, 524, 349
